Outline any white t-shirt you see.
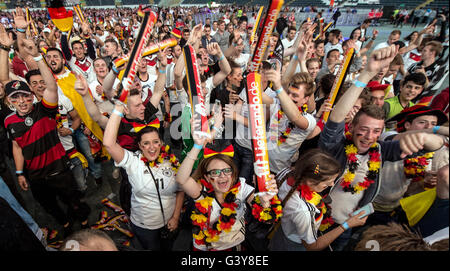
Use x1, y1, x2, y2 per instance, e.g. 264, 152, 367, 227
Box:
115, 149, 181, 230
57, 89, 76, 151
278, 180, 321, 245
233, 53, 250, 72
267, 98, 316, 174
235, 87, 276, 150
281, 38, 295, 50
68, 57, 96, 84
193, 177, 254, 251
373, 41, 390, 51
323, 42, 343, 68
328, 152, 371, 224
88, 78, 119, 115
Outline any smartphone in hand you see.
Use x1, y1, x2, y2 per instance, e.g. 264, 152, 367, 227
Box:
351, 203, 374, 219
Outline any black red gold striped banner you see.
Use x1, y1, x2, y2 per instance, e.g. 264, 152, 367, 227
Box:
114, 38, 177, 68
117, 9, 157, 103
322, 48, 355, 122
183, 45, 210, 139
247, 0, 284, 73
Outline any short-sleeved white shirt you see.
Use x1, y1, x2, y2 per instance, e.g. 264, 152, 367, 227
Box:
57, 90, 75, 151
115, 150, 181, 230
267, 98, 316, 173
278, 181, 321, 245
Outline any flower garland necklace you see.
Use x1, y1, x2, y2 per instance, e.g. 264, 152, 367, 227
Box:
404, 152, 435, 183
299, 184, 335, 232
251, 194, 283, 224
140, 145, 180, 173
276, 104, 308, 145
341, 132, 381, 194
191, 179, 241, 248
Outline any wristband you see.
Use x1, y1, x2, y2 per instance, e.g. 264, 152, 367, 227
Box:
275, 87, 283, 95
69, 127, 74, 134
433, 125, 441, 134
111, 65, 119, 75
112, 109, 124, 118
292, 55, 298, 60
159, 69, 166, 74
33, 55, 43, 62
15, 170, 24, 174
341, 222, 350, 231
193, 143, 203, 150
218, 55, 225, 61
354, 80, 367, 88
0, 43, 11, 51
16, 28, 26, 33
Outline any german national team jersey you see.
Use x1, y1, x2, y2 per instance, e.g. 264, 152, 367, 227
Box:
4, 99, 69, 179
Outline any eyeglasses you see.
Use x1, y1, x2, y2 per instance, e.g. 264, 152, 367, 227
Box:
207, 168, 233, 177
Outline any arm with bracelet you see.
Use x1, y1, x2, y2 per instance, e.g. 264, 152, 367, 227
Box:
302, 209, 368, 251
329, 45, 399, 124
175, 117, 207, 199
103, 104, 126, 164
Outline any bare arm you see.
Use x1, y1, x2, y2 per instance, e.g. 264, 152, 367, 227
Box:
174, 51, 185, 91
0, 24, 12, 85
74, 73, 109, 129
267, 67, 310, 130
102, 70, 117, 100
208, 43, 231, 87
103, 104, 125, 163
149, 50, 168, 108
329, 45, 399, 123
22, 38, 58, 105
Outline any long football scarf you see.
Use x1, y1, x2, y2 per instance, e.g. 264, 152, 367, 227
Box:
183, 45, 210, 139
117, 8, 157, 103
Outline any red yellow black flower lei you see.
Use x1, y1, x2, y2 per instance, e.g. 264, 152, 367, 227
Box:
140, 145, 180, 173
191, 179, 241, 248
298, 183, 334, 231
276, 104, 308, 145
341, 132, 381, 194
251, 194, 283, 224
404, 152, 435, 183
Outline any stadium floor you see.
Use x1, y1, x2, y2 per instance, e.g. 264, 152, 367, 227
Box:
9, 21, 449, 251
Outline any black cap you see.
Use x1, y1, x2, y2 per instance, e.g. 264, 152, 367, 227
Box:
5, 80, 32, 97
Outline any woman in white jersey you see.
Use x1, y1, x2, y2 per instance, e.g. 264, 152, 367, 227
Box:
269, 149, 367, 251
103, 103, 184, 251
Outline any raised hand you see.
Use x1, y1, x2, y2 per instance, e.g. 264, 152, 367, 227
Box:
74, 72, 89, 96
21, 38, 39, 57
207, 42, 221, 56
365, 44, 399, 76
13, 7, 29, 30
0, 24, 13, 47
190, 114, 209, 147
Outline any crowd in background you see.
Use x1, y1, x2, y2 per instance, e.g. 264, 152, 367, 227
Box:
0, 3, 448, 251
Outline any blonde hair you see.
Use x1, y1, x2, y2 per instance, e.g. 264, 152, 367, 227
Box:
290, 72, 315, 97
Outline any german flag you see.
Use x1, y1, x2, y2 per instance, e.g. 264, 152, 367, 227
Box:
203, 140, 234, 158
128, 118, 161, 133
47, 0, 73, 32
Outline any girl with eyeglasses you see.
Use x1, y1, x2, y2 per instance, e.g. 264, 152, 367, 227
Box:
175, 117, 280, 251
